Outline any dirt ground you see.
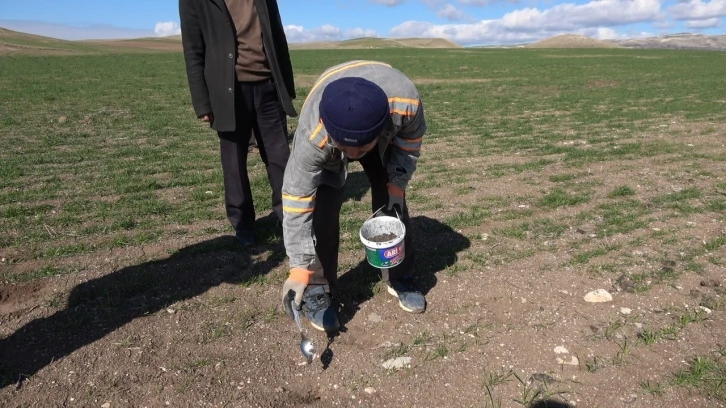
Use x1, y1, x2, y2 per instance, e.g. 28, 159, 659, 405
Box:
1, 126, 725, 407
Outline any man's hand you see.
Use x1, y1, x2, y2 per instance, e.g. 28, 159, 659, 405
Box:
281, 268, 312, 319
386, 183, 404, 216
200, 113, 214, 126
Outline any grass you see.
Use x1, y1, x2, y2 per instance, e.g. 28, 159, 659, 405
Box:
642, 349, 726, 402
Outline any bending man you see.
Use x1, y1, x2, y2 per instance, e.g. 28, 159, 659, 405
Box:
281, 61, 426, 332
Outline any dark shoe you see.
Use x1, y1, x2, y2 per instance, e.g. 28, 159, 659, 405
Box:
387, 277, 426, 313
235, 229, 255, 247
302, 285, 340, 332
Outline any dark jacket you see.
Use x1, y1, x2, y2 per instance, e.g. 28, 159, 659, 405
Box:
179, 0, 297, 132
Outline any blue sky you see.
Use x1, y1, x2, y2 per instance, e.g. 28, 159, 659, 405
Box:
0, 0, 724, 46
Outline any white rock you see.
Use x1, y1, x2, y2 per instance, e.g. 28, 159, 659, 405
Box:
556, 356, 580, 366
368, 313, 383, 323
382, 357, 412, 370
699, 306, 712, 314
620, 307, 632, 315
364, 387, 376, 394
584, 289, 613, 303
554, 346, 569, 354
101, 403, 111, 408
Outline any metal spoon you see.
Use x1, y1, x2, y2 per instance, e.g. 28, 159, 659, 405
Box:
291, 306, 315, 363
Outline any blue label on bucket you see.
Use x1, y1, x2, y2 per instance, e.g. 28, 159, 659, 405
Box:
378, 242, 404, 266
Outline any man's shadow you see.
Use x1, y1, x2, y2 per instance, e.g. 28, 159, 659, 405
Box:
0, 222, 285, 389
335, 215, 470, 323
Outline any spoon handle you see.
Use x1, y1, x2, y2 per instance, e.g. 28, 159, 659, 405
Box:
291, 305, 304, 333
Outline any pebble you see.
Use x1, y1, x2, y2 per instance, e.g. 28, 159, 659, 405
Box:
556, 356, 580, 366
620, 307, 632, 315
554, 346, 569, 354
529, 373, 557, 385
101, 403, 111, 408
699, 306, 712, 314
584, 289, 613, 303
364, 387, 376, 394
368, 313, 383, 323
382, 357, 412, 370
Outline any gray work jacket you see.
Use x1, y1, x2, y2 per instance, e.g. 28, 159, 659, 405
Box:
281, 61, 426, 273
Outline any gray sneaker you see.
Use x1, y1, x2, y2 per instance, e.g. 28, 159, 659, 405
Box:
387, 277, 426, 313
302, 285, 340, 332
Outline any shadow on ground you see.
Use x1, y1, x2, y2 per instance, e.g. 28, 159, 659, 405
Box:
343, 170, 371, 202
0, 221, 285, 389
336, 215, 470, 324
530, 400, 574, 408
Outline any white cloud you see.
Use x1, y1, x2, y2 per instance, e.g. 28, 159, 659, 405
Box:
284, 24, 379, 43
390, 0, 665, 45
438, 4, 469, 20
668, 0, 726, 20
685, 17, 722, 27
154, 21, 181, 37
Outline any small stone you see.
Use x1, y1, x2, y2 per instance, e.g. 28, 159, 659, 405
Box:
166, 308, 176, 314
364, 387, 376, 394
554, 346, 569, 354
584, 289, 613, 303
556, 356, 579, 366
101, 403, 111, 408
205, 191, 213, 195
634, 323, 643, 329
529, 373, 557, 385
699, 306, 712, 314
382, 356, 412, 370
368, 313, 383, 323
620, 307, 632, 315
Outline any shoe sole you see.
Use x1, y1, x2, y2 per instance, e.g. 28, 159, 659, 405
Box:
309, 321, 326, 332
387, 285, 425, 314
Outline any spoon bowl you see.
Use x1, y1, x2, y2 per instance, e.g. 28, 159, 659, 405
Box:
292, 306, 316, 363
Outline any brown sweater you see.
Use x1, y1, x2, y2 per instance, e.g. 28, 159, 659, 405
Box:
224, 0, 271, 82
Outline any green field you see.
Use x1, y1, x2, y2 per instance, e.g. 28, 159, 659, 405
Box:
1, 48, 725, 406
2, 49, 724, 269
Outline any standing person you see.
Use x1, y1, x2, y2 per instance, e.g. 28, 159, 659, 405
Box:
280, 61, 426, 332
179, 0, 296, 246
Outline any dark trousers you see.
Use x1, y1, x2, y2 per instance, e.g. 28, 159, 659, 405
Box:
218, 79, 290, 232
313, 150, 415, 286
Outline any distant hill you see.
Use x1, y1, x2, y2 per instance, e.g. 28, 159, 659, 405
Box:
525, 34, 620, 49
607, 33, 726, 51
79, 36, 182, 52
3, 27, 725, 55
0, 27, 89, 54
289, 37, 460, 50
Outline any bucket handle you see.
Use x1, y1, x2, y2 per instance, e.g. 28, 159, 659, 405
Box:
365, 205, 401, 222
